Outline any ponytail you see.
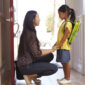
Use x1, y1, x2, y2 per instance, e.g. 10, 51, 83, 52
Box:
70, 8, 76, 22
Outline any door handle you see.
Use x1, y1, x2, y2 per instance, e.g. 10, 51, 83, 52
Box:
5, 17, 13, 22
14, 23, 19, 37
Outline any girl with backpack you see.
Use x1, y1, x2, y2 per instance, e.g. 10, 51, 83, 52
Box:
53, 5, 76, 84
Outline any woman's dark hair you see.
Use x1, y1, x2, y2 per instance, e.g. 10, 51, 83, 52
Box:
23, 10, 37, 31
18, 10, 38, 56
58, 5, 76, 22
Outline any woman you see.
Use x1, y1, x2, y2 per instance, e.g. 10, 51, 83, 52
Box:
17, 10, 58, 85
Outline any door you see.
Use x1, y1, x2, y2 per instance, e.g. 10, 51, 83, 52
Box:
0, 0, 15, 85
10, 0, 15, 84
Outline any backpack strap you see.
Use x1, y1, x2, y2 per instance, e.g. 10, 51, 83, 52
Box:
62, 21, 74, 32
62, 21, 74, 42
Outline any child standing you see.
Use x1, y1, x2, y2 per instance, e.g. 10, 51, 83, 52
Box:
53, 5, 76, 84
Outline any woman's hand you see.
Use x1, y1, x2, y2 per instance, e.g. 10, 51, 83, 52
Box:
41, 44, 60, 56
52, 43, 56, 48
52, 45, 60, 52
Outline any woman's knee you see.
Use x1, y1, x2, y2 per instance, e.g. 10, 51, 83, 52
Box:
47, 53, 54, 60
51, 64, 58, 73
47, 63, 58, 74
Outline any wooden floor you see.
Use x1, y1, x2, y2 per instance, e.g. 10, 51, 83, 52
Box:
15, 68, 85, 85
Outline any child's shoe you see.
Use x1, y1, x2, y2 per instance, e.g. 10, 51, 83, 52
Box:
58, 79, 71, 84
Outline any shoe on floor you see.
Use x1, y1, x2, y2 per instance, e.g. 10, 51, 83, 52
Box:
58, 79, 71, 84
30, 83, 36, 85
33, 78, 41, 85
57, 78, 65, 83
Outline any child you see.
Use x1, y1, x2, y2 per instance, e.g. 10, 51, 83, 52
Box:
53, 5, 76, 84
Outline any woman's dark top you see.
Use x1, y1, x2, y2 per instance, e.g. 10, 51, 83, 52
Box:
17, 29, 42, 67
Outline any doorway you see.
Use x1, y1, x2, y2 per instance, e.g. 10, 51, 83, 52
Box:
13, 0, 65, 85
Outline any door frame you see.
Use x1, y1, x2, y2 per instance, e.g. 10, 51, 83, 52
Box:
10, 0, 15, 84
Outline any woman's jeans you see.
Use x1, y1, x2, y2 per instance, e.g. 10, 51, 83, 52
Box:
18, 53, 58, 77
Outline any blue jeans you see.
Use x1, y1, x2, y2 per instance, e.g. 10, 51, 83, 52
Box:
56, 49, 71, 63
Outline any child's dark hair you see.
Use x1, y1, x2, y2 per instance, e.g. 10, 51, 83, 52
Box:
58, 5, 76, 22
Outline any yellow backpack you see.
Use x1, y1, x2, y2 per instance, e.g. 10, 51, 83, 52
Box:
63, 21, 80, 44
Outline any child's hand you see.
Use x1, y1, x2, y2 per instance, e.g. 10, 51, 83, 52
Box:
56, 45, 61, 49
55, 45, 60, 50
52, 45, 60, 52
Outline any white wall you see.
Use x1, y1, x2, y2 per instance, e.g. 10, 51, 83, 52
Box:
66, 0, 85, 75
83, 0, 85, 14
66, 0, 83, 16
83, 0, 85, 75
